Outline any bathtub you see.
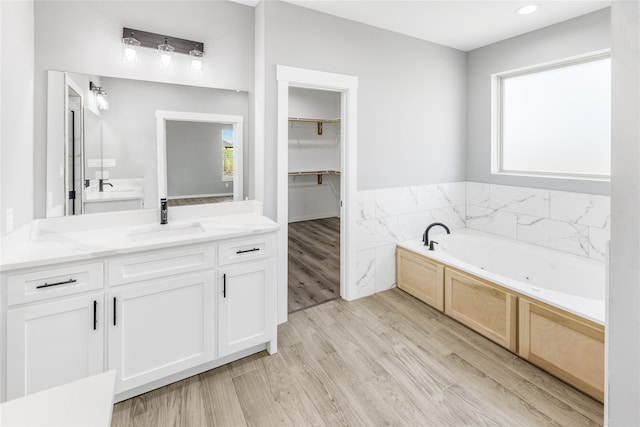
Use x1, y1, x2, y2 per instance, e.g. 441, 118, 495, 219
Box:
397, 228, 605, 325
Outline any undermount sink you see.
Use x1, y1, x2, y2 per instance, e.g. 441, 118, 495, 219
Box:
128, 222, 205, 241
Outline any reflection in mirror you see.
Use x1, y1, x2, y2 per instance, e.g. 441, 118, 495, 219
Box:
166, 121, 234, 206
156, 111, 243, 206
46, 71, 249, 217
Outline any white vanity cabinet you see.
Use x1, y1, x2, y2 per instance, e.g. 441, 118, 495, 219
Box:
1, 207, 279, 403
108, 271, 215, 393
219, 260, 275, 357
217, 235, 277, 357
4, 262, 105, 400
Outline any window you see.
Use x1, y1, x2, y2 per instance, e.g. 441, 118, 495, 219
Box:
222, 129, 234, 181
494, 53, 611, 179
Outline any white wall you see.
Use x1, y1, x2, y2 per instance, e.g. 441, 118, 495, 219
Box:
466, 8, 611, 195
261, 0, 467, 219
608, 1, 640, 424
288, 87, 341, 222
33, 0, 255, 218
166, 121, 233, 198
1, 0, 35, 235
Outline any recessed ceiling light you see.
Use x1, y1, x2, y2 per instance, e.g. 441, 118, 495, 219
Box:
515, 4, 539, 15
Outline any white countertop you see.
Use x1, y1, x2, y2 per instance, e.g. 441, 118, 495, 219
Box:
0, 201, 279, 272
0, 370, 116, 426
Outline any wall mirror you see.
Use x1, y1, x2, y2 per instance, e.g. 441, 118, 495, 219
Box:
45, 71, 249, 217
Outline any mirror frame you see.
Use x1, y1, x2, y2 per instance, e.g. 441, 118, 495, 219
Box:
156, 110, 244, 203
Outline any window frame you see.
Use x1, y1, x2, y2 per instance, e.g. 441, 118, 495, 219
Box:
491, 49, 611, 181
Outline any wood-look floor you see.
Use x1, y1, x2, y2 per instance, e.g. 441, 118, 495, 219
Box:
288, 217, 340, 313
168, 196, 233, 207
111, 288, 603, 427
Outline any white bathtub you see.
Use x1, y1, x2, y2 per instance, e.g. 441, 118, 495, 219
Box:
398, 228, 605, 325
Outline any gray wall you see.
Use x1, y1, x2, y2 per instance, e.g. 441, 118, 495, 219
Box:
1, 0, 34, 235
98, 76, 248, 209
261, 0, 467, 218
466, 8, 611, 195
609, 1, 640, 424
33, 0, 254, 218
166, 121, 233, 198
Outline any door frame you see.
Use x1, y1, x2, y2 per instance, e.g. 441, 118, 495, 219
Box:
276, 65, 358, 324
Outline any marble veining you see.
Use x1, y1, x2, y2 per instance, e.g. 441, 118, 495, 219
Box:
517, 216, 590, 257
355, 249, 376, 298
466, 182, 609, 260
355, 181, 609, 297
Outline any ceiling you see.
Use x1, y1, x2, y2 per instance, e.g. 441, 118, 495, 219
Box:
233, 0, 611, 51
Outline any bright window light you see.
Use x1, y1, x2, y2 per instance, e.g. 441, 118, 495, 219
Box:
495, 54, 611, 179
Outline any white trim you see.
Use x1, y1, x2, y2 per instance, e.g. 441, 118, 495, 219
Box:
491, 50, 611, 180
167, 192, 233, 200
155, 111, 244, 204
288, 213, 340, 223
276, 65, 358, 324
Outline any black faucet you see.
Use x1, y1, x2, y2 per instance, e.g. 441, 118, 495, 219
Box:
98, 179, 113, 192
160, 198, 168, 225
423, 222, 450, 250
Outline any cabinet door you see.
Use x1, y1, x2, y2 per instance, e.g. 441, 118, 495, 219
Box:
219, 259, 275, 358
519, 298, 604, 402
444, 269, 517, 352
108, 271, 215, 393
396, 247, 444, 311
7, 293, 104, 399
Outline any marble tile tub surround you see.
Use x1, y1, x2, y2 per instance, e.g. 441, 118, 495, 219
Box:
354, 181, 610, 300
465, 182, 610, 261
355, 182, 467, 298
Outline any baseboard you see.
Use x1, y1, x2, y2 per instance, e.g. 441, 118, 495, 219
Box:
288, 212, 340, 223
168, 192, 233, 200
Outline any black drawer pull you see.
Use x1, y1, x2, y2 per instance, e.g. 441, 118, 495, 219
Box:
36, 278, 77, 289
223, 274, 227, 298
236, 248, 260, 254
93, 300, 97, 331
113, 297, 117, 326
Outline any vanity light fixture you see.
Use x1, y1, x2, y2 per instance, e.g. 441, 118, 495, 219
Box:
121, 31, 141, 63
89, 82, 109, 110
158, 37, 175, 69
189, 44, 204, 72
515, 4, 539, 15
122, 28, 205, 72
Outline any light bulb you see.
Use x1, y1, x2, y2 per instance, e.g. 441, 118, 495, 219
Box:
124, 46, 137, 62
191, 58, 202, 72
160, 53, 172, 67
122, 32, 140, 64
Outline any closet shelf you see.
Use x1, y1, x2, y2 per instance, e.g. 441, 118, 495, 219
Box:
288, 117, 341, 135
288, 170, 341, 185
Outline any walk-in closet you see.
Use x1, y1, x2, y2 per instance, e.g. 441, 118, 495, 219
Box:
287, 87, 342, 313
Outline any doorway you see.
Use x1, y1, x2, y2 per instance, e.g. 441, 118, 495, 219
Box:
65, 79, 84, 216
287, 88, 342, 312
276, 66, 359, 324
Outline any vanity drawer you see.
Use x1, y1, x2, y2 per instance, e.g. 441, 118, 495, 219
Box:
218, 234, 276, 266
107, 245, 215, 286
7, 262, 104, 306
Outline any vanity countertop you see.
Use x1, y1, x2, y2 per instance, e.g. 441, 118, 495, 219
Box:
0, 201, 279, 272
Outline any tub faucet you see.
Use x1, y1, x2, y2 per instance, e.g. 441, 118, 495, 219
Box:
423, 222, 450, 250
98, 179, 113, 192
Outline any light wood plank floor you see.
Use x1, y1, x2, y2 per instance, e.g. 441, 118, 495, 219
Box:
112, 288, 603, 427
288, 217, 340, 313
168, 196, 233, 207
